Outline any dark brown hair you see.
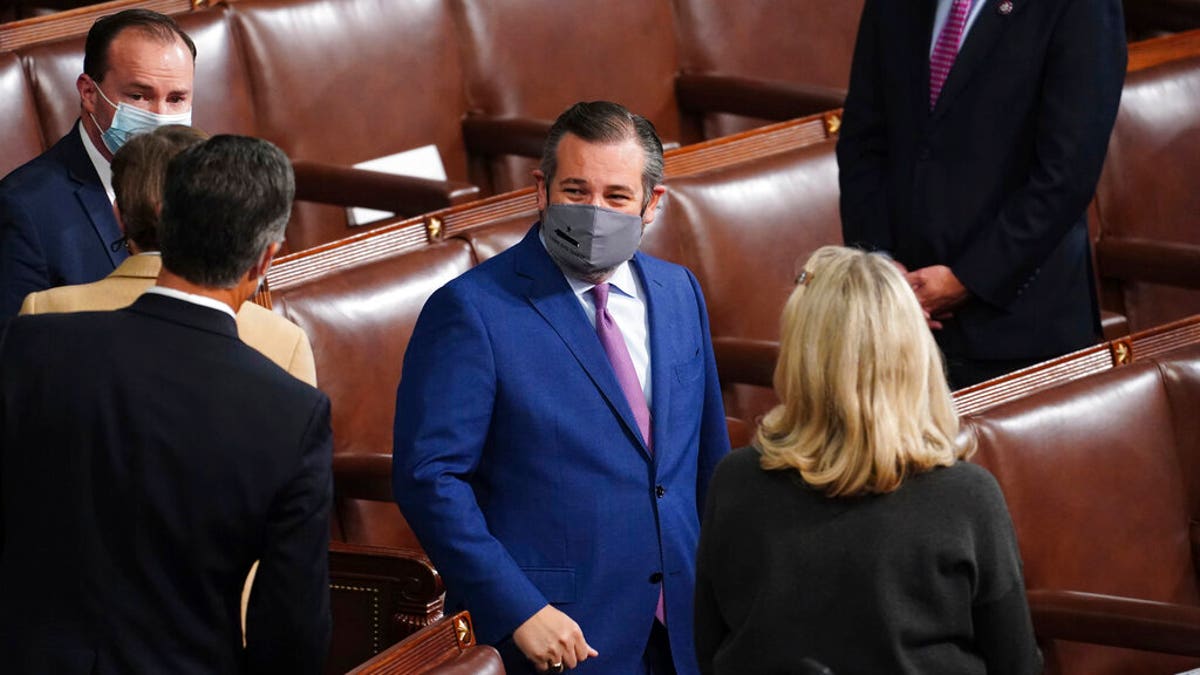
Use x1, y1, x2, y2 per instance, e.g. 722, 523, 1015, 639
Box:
111, 125, 208, 251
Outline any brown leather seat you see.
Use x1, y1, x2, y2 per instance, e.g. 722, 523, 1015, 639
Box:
451, 0, 694, 193
963, 345, 1200, 674
671, 0, 859, 137
0, 50, 45, 178
271, 238, 475, 549
231, 0, 480, 251
1093, 54, 1200, 331
646, 137, 843, 424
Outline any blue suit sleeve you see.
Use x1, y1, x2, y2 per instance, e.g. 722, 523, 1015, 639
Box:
0, 191, 50, 318
392, 282, 549, 640
687, 270, 731, 515
953, 0, 1126, 309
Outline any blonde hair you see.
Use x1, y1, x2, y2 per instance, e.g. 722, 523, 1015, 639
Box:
756, 246, 973, 497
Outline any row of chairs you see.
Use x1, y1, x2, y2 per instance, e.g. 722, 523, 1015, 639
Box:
0, 0, 863, 253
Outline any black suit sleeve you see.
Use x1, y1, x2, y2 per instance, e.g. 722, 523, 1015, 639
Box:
694, 461, 729, 675
0, 191, 48, 319
837, 0, 894, 252
245, 394, 334, 673
952, 0, 1126, 309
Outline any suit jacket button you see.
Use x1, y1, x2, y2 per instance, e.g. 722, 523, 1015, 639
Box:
649, 572, 663, 584
655, 485, 666, 498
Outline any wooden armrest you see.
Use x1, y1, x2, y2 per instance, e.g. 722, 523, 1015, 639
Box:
713, 337, 779, 389
292, 160, 480, 218
676, 72, 847, 121
462, 116, 553, 159
1028, 589, 1200, 656
348, 611, 503, 674
333, 453, 394, 503
1095, 236, 1200, 289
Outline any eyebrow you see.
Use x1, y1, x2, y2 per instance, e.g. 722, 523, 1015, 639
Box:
559, 177, 636, 193
124, 81, 191, 97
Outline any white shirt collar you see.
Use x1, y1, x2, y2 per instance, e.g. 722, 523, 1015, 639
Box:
79, 121, 115, 204
143, 286, 238, 320
537, 225, 642, 301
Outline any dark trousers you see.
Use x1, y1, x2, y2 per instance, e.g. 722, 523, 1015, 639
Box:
642, 620, 676, 675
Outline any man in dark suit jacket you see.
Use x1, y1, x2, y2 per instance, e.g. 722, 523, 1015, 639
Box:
394, 102, 730, 674
0, 9, 195, 317
837, 0, 1126, 387
0, 135, 332, 673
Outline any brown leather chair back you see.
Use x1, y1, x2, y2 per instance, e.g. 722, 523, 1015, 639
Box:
0, 50, 45, 177
451, 0, 691, 192
671, 0, 861, 137
231, 0, 473, 240
347, 611, 503, 674
271, 239, 475, 547
647, 138, 842, 423
1094, 54, 1200, 330
964, 354, 1200, 674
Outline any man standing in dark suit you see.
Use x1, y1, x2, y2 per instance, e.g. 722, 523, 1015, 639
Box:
0, 135, 332, 673
0, 9, 195, 317
837, 0, 1126, 388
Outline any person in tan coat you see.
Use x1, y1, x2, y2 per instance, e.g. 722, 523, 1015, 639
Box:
19, 125, 316, 386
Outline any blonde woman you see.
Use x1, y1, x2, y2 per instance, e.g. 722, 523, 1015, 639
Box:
693, 246, 1040, 674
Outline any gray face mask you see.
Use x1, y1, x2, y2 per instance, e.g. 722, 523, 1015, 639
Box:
542, 203, 643, 279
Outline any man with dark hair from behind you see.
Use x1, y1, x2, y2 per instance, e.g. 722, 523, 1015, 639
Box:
0, 135, 332, 673
0, 9, 196, 317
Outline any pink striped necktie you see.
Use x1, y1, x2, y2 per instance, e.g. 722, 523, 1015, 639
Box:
590, 283, 665, 624
929, 0, 974, 109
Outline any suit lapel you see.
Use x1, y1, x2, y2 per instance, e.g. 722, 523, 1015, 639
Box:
62, 123, 126, 268
633, 253, 669, 465
515, 227, 652, 461
931, 0, 1029, 121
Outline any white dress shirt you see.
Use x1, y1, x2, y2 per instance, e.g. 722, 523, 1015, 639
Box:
79, 121, 115, 204
930, 0, 989, 56
144, 285, 238, 320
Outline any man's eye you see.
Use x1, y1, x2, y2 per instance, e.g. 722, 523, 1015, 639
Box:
167, 95, 186, 104
608, 194, 631, 202
563, 188, 584, 196
126, 93, 145, 102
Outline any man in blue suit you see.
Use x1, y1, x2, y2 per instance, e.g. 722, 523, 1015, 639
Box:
0, 9, 195, 317
837, 0, 1126, 387
393, 101, 730, 674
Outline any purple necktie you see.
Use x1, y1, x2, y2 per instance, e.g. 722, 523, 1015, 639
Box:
591, 283, 665, 624
930, 0, 973, 109
591, 283, 651, 448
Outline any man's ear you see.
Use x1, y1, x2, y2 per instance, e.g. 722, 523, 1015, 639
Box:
77, 74, 98, 116
532, 169, 548, 211
252, 241, 283, 280
641, 185, 667, 226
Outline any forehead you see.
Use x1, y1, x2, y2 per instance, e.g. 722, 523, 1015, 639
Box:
104, 28, 194, 84
553, 133, 645, 190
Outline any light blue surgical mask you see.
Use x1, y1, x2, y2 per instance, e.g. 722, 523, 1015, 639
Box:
90, 84, 192, 154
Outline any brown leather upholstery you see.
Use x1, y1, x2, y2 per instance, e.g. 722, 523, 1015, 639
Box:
671, 0, 860, 137
0, 50, 45, 178
963, 346, 1200, 674
451, 0, 692, 193
272, 239, 475, 549
347, 611, 504, 675
232, 0, 474, 248
1094, 54, 1200, 331
647, 138, 843, 423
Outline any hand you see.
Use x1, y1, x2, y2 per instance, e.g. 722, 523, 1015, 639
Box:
905, 265, 969, 329
512, 605, 598, 672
